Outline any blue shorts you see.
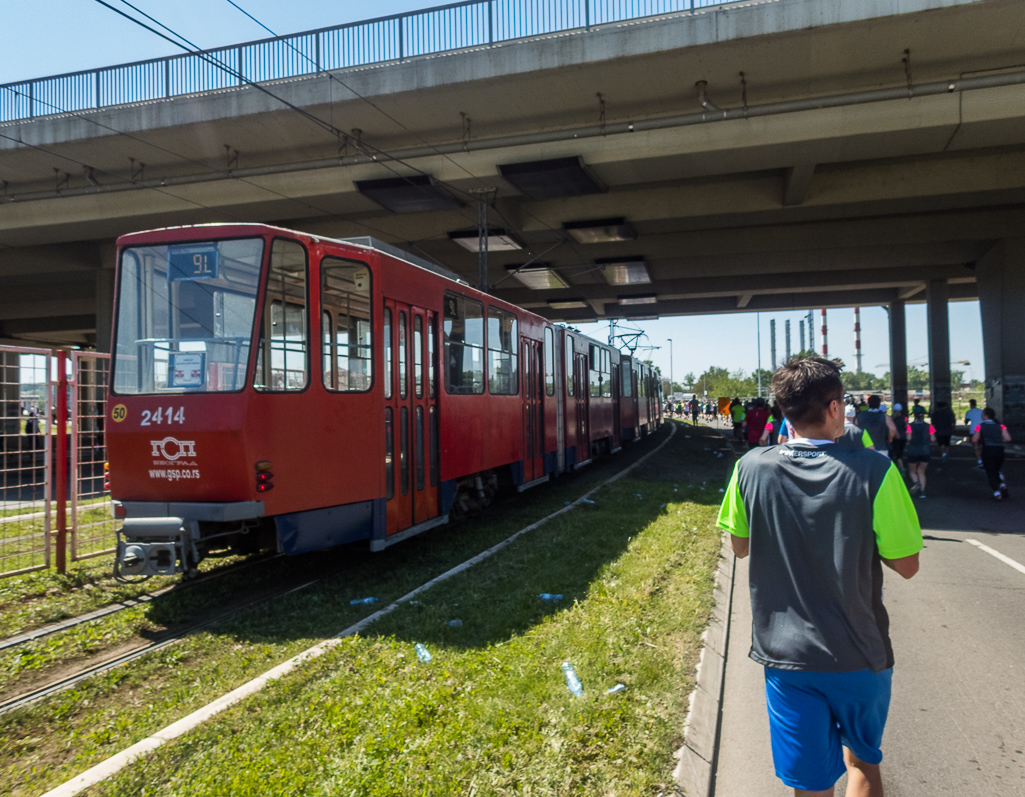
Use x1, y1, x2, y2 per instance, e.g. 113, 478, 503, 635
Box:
764, 667, 892, 791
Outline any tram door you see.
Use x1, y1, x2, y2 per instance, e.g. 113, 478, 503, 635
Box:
575, 352, 589, 460
522, 339, 544, 482
611, 361, 621, 446
383, 300, 439, 536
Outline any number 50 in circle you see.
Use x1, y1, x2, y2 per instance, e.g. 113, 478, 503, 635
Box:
111, 404, 128, 423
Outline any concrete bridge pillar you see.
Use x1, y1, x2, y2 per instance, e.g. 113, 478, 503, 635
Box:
927, 279, 951, 411
888, 300, 908, 412
976, 239, 1025, 440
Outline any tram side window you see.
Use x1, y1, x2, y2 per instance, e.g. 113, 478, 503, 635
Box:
566, 335, 574, 397
254, 239, 308, 392
622, 359, 633, 398
544, 327, 555, 396
487, 307, 518, 395
589, 344, 601, 398
443, 293, 484, 394
321, 257, 372, 392
602, 350, 612, 398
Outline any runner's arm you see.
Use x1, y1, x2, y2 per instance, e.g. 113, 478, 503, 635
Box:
882, 552, 919, 579
717, 464, 749, 558
873, 464, 924, 579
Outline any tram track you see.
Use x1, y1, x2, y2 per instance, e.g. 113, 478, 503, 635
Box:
0, 575, 317, 716
0, 552, 282, 654
35, 423, 679, 797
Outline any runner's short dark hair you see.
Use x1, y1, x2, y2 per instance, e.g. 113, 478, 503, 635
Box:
868, 395, 881, 409
771, 357, 844, 427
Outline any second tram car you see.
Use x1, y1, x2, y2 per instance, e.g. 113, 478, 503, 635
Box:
107, 224, 662, 578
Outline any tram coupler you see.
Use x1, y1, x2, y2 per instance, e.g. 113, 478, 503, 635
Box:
115, 517, 199, 578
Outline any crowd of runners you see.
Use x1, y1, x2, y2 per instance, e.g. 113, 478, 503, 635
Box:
681, 392, 1012, 502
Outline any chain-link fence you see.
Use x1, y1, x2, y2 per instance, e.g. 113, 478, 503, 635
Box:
0, 346, 53, 577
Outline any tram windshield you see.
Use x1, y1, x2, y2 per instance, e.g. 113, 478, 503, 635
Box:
112, 238, 264, 394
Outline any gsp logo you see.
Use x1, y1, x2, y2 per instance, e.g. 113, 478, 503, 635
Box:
150, 437, 197, 461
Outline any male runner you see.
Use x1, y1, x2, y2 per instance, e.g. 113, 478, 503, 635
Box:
836, 404, 874, 449
930, 401, 956, 460
965, 399, 984, 467
718, 357, 922, 796
855, 395, 896, 451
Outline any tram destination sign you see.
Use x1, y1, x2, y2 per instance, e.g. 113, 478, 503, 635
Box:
168, 244, 219, 281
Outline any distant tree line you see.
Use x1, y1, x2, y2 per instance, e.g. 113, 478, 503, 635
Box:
660, 357, 971, 400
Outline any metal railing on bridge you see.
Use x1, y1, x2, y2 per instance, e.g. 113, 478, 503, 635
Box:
1, 0, 734, 123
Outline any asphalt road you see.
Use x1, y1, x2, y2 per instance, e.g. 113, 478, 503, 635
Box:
713, 452, 1025, 796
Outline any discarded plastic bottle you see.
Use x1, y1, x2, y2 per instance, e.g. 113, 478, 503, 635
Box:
414, 643, 432, 662
606, 683, 626, 695
350, 597, 378, 606
448, 619, 463, 628
538, 593, 563, 602
580, 498, 596, 505
562, 662, 583, 697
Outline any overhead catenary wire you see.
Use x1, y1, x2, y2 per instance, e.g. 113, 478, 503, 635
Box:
98, 0, 540, 274
211, 0, 586, 277
6, 0, 579, 280
87, 0, 575, 282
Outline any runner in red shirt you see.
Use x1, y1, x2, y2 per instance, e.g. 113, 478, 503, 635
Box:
746, 397, 770, 449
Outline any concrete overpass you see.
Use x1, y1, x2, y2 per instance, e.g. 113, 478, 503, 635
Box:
1, 0, 1024, 427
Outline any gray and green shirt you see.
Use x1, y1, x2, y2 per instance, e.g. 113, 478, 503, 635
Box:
717, 441, 922, 673
836, 422, 873, 449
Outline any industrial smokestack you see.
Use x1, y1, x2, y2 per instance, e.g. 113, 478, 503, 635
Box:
770, 319, 777, 370
800, 319, 806, 353
807, 309, 815, 354
821, 308, 828, 357
854, 306, 863, 373
785, 319, 792, 361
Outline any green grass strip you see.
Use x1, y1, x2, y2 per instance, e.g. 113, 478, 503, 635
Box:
96, 427, 727, 796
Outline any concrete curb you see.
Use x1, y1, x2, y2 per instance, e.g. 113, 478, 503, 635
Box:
672, 525, 737, 796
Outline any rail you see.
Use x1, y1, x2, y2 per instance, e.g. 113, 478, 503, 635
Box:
1, 0, 734, 124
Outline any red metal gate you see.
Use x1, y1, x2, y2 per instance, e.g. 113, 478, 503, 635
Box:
0, 345, 114, 579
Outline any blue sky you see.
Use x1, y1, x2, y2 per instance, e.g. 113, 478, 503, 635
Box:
1, 0, 443, 84
4, 1, 985, 378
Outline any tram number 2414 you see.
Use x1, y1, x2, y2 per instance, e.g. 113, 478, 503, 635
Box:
140, 407, 186, 426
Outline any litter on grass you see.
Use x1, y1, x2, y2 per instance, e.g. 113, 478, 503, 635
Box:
414, 643, 432, 662
562, 662, 584, 697
580, 498, 595, 505
350, 597, 378, 605
538, 593, 563, 602
448, 619, 463, 628
606, 683, 627, 694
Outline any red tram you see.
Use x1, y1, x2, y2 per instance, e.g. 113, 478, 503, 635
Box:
106, 224, 662, 578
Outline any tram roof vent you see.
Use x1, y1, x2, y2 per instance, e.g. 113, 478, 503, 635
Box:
339, 236, 469, 287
